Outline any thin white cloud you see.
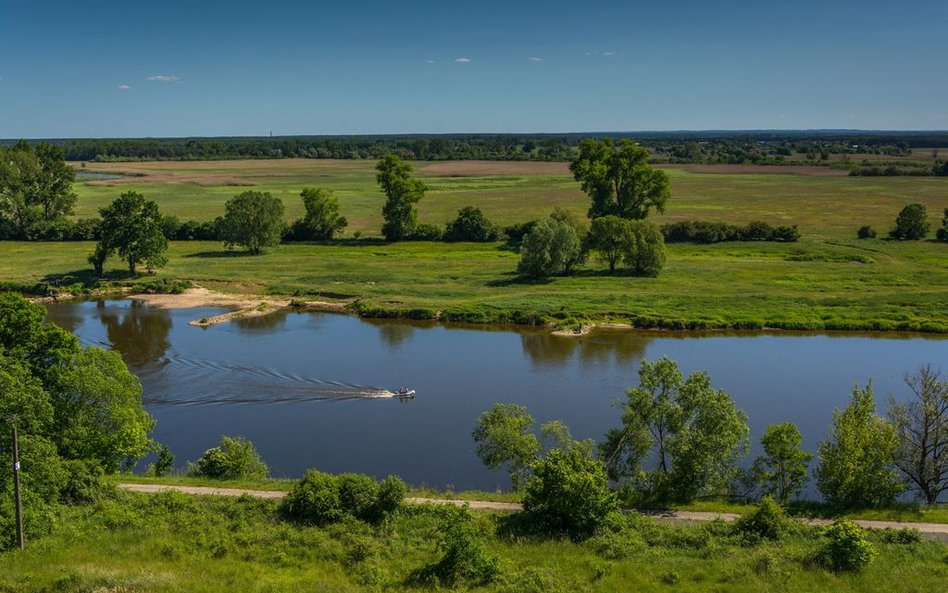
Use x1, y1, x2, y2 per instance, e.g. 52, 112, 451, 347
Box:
147, 75, 181, 83
117, 84, 132, 91
528, 56, 542, 62
453, 57, 471, 64
603, 51, 616, 56
425, 59, 435, 64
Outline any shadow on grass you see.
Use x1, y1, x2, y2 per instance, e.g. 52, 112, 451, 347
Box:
42, 268, 136, 289
486, 273, 554, 287
182, 250, 259, 258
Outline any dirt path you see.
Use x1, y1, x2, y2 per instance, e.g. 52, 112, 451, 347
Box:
116, 484, 948, 541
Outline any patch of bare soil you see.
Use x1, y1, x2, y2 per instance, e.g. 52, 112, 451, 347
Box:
130, 287, 350, 326
417, 161, 571, 176
657, 164, 849, 176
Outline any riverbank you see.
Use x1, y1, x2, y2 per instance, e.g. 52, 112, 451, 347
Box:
4, 238, 946, 333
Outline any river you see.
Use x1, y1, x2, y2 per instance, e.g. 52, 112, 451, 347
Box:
46, 299, 947, 492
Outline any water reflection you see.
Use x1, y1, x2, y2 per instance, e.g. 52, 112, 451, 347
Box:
232, 309, 290, 334
96, 300, 172, 369
520, 330, 650, 370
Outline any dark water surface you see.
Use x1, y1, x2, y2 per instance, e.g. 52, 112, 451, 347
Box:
46, 300, 947, 491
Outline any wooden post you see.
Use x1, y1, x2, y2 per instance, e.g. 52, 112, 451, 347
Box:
12, 421, 24, 550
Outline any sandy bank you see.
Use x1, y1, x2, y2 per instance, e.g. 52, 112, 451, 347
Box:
130, 287, 350, 326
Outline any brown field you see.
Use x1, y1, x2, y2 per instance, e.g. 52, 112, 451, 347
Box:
658, 164, 849, 176
416, 160, 571, 176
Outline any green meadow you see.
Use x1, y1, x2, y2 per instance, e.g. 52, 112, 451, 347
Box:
3, 159, 945, 331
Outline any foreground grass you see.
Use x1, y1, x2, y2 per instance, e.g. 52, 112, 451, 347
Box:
2, 491, 945, 592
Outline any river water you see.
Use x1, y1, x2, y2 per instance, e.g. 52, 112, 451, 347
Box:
46, 299, 947, 491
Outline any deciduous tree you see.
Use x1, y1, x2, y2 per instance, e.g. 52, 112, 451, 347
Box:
888, 365, 948, 504
472, 403, 541, 489
600, 357, 749, 502
816, 382, 903, 508
751, 422, 813, 504
889, 203, 930, 240
220, 191, 285, 254
376, 154, 426, 241
297, 187, 347, 240
570, 138, 670, 220
95, 191, 168, 274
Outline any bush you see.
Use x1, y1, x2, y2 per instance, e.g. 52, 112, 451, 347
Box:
734, 496, 792, 542
337, 473, 380, 521
280, 469, 342, 526
280, 469, 406, 526
405, 222, 443, 241
408, 507, 500, 587
857, 225, 877, 239
187, 435, 269, 480
660, 219, 800, 243
937, 208, 948, 242
817, 520, 877, 572
59, 459, 107, 505
152, 444, 175, 477
503, 220, 538, 244
375, 475, 409, 518
889, 203, 930, 240
521, 444, 617, 539
444, 206, 499, 242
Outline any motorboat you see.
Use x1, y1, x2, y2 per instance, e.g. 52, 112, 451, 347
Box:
393, 387, 416, 398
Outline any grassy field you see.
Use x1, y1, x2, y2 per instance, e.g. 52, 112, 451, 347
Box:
3, 159, 945, 331
2, 490, 945, 593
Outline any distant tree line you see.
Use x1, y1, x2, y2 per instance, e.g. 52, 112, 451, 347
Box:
4, 131, 948, 164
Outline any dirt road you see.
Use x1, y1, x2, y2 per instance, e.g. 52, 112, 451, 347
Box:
117, 483, 948, 541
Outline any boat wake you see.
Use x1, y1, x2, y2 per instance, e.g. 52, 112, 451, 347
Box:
140, 355, 403, 407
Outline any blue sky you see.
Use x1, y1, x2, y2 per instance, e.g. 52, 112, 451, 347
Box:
1, 0, 946, 137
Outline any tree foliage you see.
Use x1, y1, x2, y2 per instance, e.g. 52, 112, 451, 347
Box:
816, 382, 904, 508
220, 191, 285, 254
625, 220, 666, 276
570, 138, 671, 220
444, 206, 498, 242
587, 215, 634, 274
888, 365, 948, 504
600, 357, 749, 502
522, 443, 618, 539
889, 203, 930, 240
376, 154, 426, 241
818, 520, 877, 572
0, 142, 77, 238
95, 191, 168, 274
472, 403, 541, 490
188, 435, 269, 480
936, 208, 948, 242
751, 423, 813, 504
293, 187, 347, 240
517, 217, 584, 279
280, 468, 407, 526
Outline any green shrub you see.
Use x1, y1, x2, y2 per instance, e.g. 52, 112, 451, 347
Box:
187, 435, 268, 480
817, 519, 877, 572
522, 444, 617, 539
889, 203, 930, 240
857, 225, 877, 239
875, 527, 922, 545
405, 223, 443, 241
280, 469, 342, 526
408, 507, 501, 587
375, 475, 408, 519
734, 496, 792, 542
337, 473, 380, 522
60, 459, 108, 505
444, 206, 499, 242
152, 444, 175, 477
280, 469, 406, 526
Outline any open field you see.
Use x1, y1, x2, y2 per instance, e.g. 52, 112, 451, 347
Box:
4, 159, 943, 331
2, 489, 945, 593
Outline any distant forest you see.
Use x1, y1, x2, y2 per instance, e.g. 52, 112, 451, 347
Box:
2, 131, 948, 165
